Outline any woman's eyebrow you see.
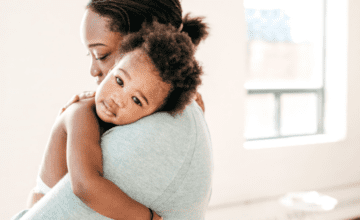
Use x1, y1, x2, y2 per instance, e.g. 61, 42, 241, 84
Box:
88, 43, 106, 48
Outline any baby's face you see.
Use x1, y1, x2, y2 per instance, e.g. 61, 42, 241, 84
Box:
95, 49, 171, 125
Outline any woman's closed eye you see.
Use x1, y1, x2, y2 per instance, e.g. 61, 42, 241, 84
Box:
96, 53, 109, 61
85, 51, 109, 61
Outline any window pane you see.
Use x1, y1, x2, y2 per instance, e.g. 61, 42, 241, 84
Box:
244, 0, 324, 87
280, 93, 317, 136
245, 94, 276, 139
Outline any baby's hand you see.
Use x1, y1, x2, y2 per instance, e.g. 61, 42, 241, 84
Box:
58, 91, 96, 116
153, 210, 163, 220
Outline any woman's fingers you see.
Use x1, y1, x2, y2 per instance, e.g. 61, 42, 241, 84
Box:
194, 92, 205, 112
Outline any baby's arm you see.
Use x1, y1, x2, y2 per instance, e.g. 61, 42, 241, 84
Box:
65, 99, 155, 220
27, 110, 69, 208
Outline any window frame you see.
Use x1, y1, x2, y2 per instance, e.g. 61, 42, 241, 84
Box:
244, 0, 327, 141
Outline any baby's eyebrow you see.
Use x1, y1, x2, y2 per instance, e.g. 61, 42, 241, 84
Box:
119, 68, 131, 80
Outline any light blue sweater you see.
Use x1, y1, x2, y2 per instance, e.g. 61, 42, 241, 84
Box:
12, 101, 213, 219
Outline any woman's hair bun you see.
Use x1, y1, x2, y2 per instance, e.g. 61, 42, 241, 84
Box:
181, 13, 209, 47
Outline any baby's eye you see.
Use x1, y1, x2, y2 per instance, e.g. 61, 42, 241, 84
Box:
116, 77, 124, 87
132, 97, 142, 106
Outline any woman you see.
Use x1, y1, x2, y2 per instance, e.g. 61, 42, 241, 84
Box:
13, 0, 212, 219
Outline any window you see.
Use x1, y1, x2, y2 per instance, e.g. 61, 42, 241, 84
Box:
243, 0, 326, 141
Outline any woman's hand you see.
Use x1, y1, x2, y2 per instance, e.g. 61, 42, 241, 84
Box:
194, 92, 205, 112
58, 91, 96, 116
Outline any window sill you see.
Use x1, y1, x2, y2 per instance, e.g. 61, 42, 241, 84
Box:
243, 134, 345, 150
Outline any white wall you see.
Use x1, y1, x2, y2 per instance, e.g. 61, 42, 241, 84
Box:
182, 0, 360, 208
0, 1, 92, 218
1, 0, 360, 219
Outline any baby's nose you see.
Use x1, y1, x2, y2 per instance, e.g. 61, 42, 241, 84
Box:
111, 94, 127, 108
106, 99, 117, 108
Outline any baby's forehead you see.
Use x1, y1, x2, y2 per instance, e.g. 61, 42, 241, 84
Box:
115, 49, 160, 75
112, 48, 171, 88
116, 49, 150, 66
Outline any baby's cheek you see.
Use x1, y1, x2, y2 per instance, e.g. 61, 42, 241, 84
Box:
125, 111, 142, 125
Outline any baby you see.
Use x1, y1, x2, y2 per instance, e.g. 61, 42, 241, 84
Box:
26, 22, 203, 219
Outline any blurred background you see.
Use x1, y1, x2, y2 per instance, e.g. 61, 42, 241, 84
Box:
1, 0, 360, 219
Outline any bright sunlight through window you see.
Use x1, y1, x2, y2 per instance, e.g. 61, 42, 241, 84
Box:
243, 0, 325, 141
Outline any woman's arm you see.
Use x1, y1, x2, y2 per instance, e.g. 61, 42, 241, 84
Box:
65, 98, 157, 220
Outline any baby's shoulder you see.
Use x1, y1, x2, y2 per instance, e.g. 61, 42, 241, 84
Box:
64, 99, 96, 117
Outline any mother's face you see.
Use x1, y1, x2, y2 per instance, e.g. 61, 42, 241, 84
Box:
80, 9, 123, 85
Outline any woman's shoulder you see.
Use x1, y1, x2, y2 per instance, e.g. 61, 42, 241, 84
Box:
62, 99, 96, 121
99, 101, 213, 214
142, 100, 204, 128
100, 101, 207, 161
106, 101, 202, 136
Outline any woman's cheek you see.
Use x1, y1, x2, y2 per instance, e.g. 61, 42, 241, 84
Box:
105, 58, 117, 75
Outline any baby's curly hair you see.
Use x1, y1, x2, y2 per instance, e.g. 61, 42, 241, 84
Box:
119, 21, 203, 115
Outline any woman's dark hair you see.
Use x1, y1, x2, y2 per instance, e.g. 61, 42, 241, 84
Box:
86, 0, 209, 46
119, 21, 203, 115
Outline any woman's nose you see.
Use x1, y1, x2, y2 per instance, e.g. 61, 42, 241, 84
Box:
90, 60, 102, 77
